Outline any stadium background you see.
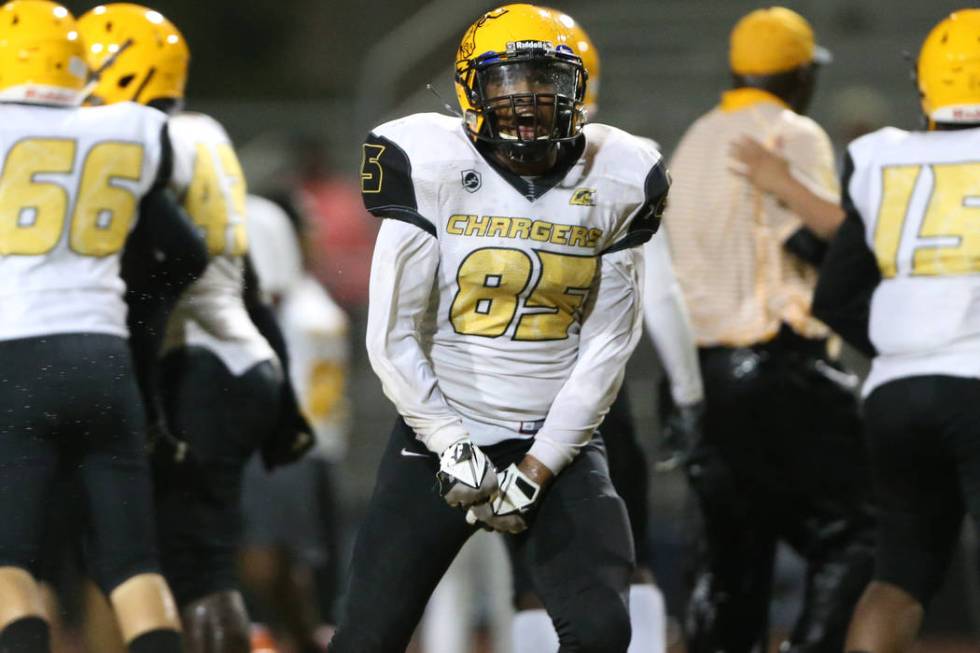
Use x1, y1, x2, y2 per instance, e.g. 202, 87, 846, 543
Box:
57, 0, 980, 648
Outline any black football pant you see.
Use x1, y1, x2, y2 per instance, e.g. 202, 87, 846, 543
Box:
511, 387, 651, 602
329, 419, 635, 653
864, 375, 980, 605
155, 347, 281, 606
685, 329, 875, 653
0, 333, 159, 594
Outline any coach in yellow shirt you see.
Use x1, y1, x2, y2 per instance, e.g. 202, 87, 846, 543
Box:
664, 8, 875, 652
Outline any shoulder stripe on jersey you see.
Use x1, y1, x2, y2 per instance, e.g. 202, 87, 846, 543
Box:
374, 207, 437, 237
601, 160, 668, 255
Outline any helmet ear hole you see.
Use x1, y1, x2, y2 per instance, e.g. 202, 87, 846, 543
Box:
117, 73, 135, 88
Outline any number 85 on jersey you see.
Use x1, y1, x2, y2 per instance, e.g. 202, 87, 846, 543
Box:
450, 247, 598, 341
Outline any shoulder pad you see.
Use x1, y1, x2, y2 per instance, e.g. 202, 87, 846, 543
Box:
360, 113, 465, 238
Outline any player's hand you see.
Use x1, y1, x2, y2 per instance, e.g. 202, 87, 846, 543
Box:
437, 439, 498, 508
655, 400, 705, 473
147, 419, 212, 496
729, 135, 792, 197
465, 457, 548, 534
261, 412, 315, 471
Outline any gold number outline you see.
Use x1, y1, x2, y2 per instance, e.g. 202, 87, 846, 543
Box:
360, 143, 385, 194
69, 139, 145, 257
0, 137, 77, 257
513, 249, 598, 342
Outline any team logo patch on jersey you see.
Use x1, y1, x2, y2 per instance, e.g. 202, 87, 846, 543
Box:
461, 169, 482, 193
570, 188, 596, 206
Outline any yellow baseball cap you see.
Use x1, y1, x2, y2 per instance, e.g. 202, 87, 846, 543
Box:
730, 7, 831, 75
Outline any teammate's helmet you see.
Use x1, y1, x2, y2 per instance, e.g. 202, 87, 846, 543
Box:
549, 10, 599, 120
77, 3, 188, 107
0, 0, 88, 106
454, 4, 586, 163
917, 9, 980, 126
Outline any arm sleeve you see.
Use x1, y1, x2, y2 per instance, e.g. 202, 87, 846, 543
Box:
365, 219, 467, 454
812, 153, 881, 357
642, 232, 704, 405
602, 160, 669, 255
242, 254, 313, 436
122, 186, 209, 423
528, 247, 645, 473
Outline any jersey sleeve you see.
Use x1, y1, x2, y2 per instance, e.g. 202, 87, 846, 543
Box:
365, 219, 467, 454
812, 152, 880, 357
360, 132, 436, 237
642, 230, 704, 405
601, 158, 669, 255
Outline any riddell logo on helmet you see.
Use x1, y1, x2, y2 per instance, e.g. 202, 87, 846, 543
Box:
25, 88, 77, 103
506, 40, 554, 53
952, 107, 980, 120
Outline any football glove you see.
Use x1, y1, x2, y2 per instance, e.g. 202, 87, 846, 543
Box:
261, 412, 315, 471
261, 380, 316, 470
436, 439, 497, 508
466, 463, 542, 534
655, 400, 705, 473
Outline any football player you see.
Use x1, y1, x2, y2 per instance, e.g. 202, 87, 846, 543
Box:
0, 2, 207, 652
812, 10, 980, 653
329, 4, 667, 652
77, 5, 313, 653
508, 10, 704, 653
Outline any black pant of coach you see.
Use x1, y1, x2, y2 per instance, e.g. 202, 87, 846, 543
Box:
684, 324, 876, 653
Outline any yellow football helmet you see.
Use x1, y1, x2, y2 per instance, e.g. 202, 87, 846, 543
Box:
917, 9, 980, 126
454, 4, 586, 159
77, 3, 189, 107
0, 0, 87, 106
549, 9, 599, 119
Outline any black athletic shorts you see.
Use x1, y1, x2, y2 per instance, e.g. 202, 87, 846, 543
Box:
329, 419, 635, 653
154, 346, 281, 606
865, 374, 980, 605
0, 333, 158, 594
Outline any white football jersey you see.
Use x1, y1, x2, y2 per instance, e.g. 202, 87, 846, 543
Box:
0, 102, 167, 341
246, 194, 351, 461
162, 112, 274, 375
363, 113, 664, 451
847, 126, 980, 394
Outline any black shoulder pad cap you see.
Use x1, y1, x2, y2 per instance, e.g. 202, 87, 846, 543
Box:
360, 132, 436, 237
602, 159, 669, 255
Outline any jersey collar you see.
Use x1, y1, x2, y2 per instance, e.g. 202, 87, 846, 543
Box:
475, 135, 586, 203
720, 87, 789, 113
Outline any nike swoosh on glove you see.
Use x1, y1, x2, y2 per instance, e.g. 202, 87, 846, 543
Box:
437, 439, 498, 508
466, 463, 541, 534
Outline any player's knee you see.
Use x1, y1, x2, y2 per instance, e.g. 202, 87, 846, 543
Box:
93, 549, 160, 599
562, 597, 631, 653
0, 567, 45, 629
109, 574, 181, 644
874, 515, 952, 606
